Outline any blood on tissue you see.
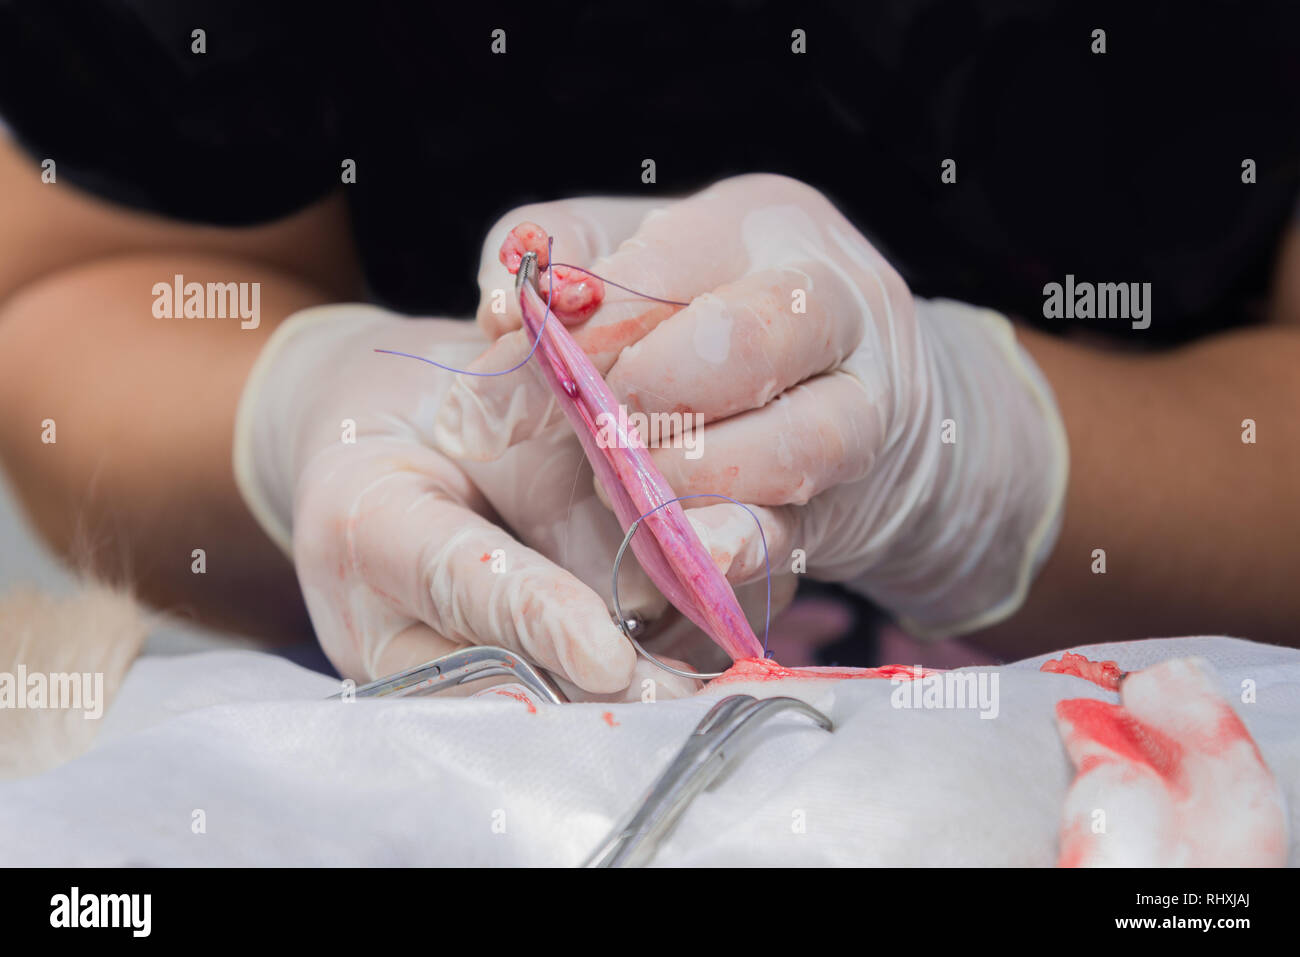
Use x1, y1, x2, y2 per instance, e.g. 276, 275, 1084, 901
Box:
485, 686, 537, 714
500, 222, 605, 323
1212, 708, 1267, 766
711, 657, 938, 685
1056, 822, 1092, 869
1056, 698, 1184, 784
1056, 659, 1286, 867
498, 221, 550, 272
1040, 651, 1125, 691
546, 266, 605, 322
602, 711, 620, 727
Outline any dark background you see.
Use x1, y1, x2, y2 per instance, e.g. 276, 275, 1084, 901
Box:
1, 0, 1297, 342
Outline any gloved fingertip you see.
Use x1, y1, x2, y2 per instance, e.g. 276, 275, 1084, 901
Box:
633, 656, 703, 700
563, 617, 638, 694
684, 512, 736, 578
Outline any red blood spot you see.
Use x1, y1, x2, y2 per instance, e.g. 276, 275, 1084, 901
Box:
711, 657, 936, 685
1041, 651, 1125, 691
480, 552, 491, 562
602, 711, 619, 727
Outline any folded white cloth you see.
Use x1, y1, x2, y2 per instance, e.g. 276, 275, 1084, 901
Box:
0, 637, 1295, 866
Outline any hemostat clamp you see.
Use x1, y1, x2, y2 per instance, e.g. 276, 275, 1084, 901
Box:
328, 645, 568, 704
584, 693, 833, 867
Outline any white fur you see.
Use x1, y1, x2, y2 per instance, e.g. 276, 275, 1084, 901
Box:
0, 582, 145, 778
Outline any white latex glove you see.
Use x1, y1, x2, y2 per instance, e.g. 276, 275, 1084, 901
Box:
436, 174, 1069, 637
232, 304, 703, 697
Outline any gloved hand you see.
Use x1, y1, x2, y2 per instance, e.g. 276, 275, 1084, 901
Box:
232, 304, 702, 697
437, 174, 1069, 637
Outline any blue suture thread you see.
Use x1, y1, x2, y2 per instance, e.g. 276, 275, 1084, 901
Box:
625, 493, 773, 660
373, 237, 559, 376
373, 234, 775, 659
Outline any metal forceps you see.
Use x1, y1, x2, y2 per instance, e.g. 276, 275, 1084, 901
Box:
519, 247, 766, 683
516, 249, 541, 293
584, 694, 833, 867
328, 646, 567, 704
521, 249, 744, 681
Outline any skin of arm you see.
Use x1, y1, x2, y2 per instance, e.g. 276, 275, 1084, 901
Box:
974, 232, 1300, 655
0, 137, 363, 641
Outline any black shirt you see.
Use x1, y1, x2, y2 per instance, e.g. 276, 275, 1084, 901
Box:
1, 0, 1297, 341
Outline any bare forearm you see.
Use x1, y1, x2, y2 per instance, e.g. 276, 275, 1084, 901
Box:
0, 253, 331, 640
974, 323, 1300, 655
